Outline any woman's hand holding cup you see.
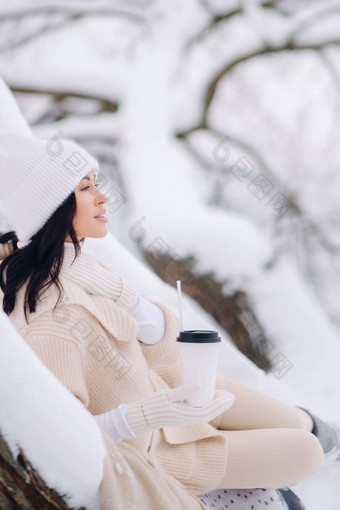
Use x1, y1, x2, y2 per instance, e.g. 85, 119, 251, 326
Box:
166, 379, 236, 422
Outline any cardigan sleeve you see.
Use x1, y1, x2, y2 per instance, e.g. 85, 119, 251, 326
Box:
137, 293, 181, 368
23, 333, 90, 408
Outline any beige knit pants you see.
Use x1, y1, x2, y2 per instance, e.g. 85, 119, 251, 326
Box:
215, 377, 325, 489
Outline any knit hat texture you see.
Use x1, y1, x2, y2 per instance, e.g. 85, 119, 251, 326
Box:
0, 133, 99, 242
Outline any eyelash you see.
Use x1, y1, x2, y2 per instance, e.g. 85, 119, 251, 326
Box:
82, 184, 99, 191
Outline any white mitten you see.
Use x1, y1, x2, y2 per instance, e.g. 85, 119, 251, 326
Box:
124, 380, 236, 436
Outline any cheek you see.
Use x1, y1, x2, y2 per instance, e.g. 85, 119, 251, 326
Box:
75, 194, 94, 224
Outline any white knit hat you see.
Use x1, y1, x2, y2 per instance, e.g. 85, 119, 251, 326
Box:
0, 133, 99, 242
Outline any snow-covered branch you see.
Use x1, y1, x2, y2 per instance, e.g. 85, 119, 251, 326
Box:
0, 3, 145, 22
203, 39, 340, 118
0, 3, 145, 52
186, 0, 281, 50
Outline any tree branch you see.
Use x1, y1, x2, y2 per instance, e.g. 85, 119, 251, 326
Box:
176, 125, 301, 218
10, 85, 118, 115
286, 5, 340, 46
203, 40, 340, 119
0, 4, 145, 23
185, 1, 282, 50
0, 4, 144, 52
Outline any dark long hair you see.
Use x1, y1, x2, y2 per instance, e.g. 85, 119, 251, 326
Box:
0, 191, 83, 324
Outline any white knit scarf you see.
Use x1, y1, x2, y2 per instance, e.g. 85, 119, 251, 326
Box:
60, 242, 125, 303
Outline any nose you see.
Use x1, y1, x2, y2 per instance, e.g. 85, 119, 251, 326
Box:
96, 189, 108, 204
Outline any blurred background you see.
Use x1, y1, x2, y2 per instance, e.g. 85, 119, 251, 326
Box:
2, 0, 340, 367
1, 1, 340, 508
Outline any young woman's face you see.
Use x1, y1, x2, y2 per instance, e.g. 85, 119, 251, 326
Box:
65, 170, 109, 242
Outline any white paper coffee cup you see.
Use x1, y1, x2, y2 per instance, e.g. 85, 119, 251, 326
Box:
176, 330, 221, 407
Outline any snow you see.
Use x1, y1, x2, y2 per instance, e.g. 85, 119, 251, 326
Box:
0, 309, 104, 510
0, 77, 32, 136
247, 255, 340, 412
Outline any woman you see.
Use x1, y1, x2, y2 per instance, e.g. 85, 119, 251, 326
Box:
0, 133, 332, 509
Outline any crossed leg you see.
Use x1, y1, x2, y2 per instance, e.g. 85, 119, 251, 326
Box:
216, 376, 314, 431
213, 377, 324, 489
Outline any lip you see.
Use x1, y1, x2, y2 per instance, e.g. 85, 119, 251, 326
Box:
94, 209, 106, 219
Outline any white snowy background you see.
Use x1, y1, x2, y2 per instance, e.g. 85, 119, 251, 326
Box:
0, 1, 340, 509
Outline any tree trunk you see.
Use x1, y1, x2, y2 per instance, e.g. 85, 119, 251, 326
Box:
143, 249, 272, 371
0, 429, 85, 510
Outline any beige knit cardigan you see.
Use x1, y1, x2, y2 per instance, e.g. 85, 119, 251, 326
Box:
0, 240, 230, 509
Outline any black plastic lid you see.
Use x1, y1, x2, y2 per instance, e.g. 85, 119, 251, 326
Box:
176, 330, 221, 343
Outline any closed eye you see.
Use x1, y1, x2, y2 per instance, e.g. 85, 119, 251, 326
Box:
82, 184, 99, 191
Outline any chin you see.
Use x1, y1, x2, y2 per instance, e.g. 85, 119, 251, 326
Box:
86, 229, 108, 239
